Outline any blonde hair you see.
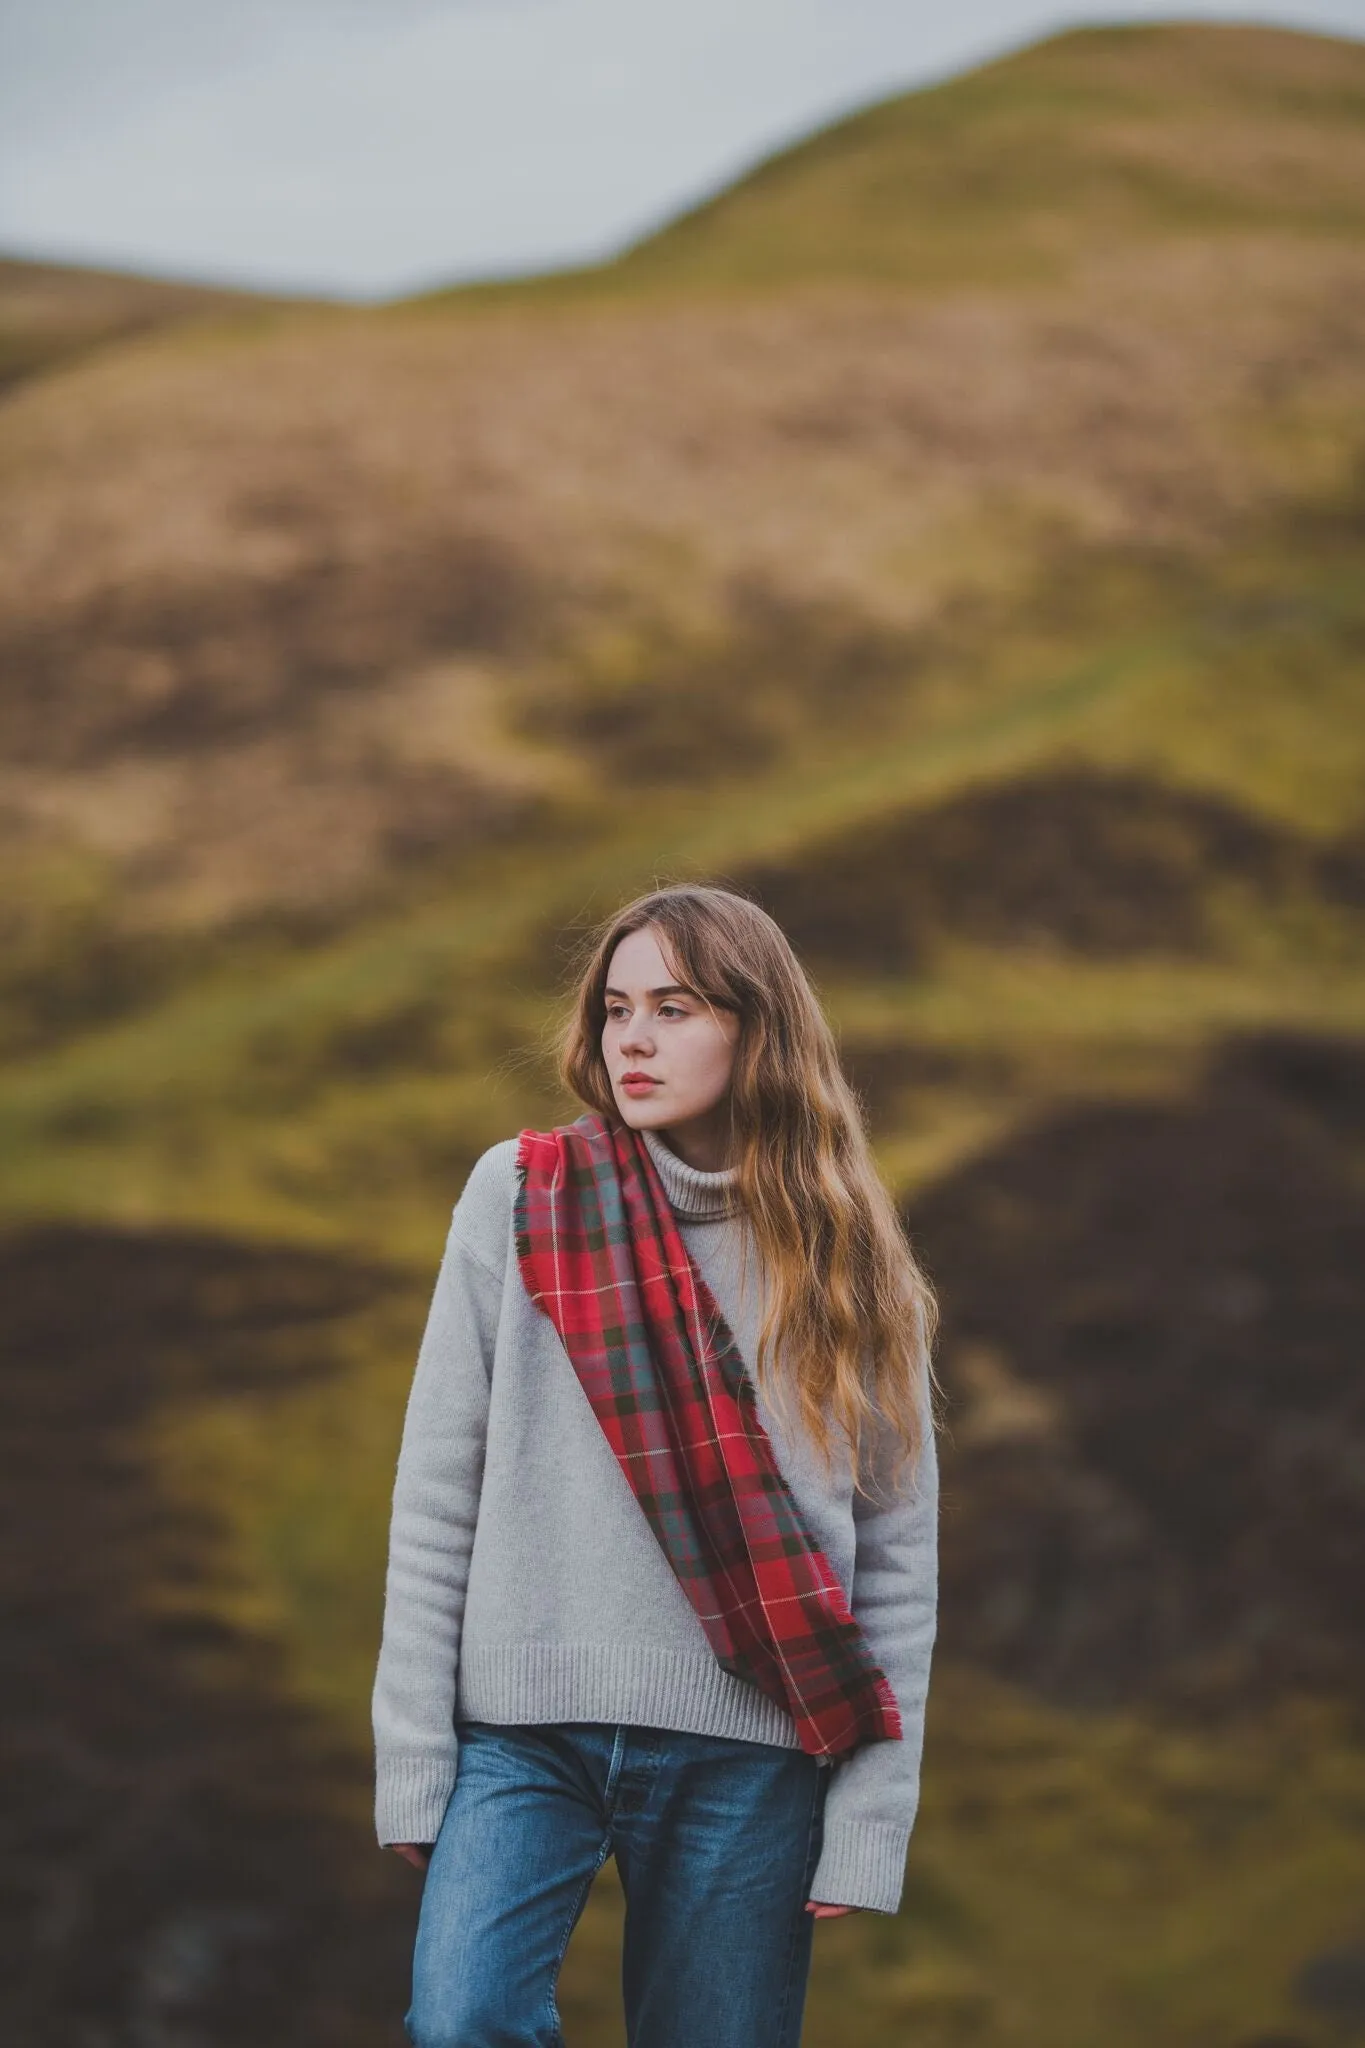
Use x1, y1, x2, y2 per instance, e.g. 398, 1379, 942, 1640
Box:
550, 882, 941, 1501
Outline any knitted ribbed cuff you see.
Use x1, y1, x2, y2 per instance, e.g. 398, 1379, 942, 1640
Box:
808, 1819, 912, 1916
375, 1754, 458, 1849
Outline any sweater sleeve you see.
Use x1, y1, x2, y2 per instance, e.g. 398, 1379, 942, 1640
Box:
808, 1343, 940, 1915
370, 1180, 504, 1848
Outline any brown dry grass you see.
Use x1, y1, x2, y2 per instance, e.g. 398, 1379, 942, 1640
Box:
2, 229, 1362, 934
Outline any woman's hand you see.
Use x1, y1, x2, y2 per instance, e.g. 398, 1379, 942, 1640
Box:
390, 1843, 432, 1871
805, 1900, 860, 1917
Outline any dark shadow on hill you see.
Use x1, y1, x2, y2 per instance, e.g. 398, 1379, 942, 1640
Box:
0, 1225, 421, 2048
0, 534, 534, 769
741, 766, 1365, 971
908, 1027, 1365, 1718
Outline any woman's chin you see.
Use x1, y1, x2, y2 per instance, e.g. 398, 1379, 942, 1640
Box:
616, 1098, 669, 1129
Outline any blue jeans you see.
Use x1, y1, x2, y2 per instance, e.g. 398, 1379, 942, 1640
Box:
406, 1719, 831, 2048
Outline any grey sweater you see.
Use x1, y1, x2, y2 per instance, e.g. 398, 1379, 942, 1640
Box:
371, 1125, 939, 1914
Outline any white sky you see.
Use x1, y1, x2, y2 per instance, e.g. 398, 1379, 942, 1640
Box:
1, 0, 1362, 301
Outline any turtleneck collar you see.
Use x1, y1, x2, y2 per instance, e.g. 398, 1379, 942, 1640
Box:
640, 1124, 741, 1222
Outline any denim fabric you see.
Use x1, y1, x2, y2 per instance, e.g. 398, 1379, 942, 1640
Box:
406, 1719, 832, 2048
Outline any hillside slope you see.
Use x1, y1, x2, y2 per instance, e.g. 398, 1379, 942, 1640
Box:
5, 28, 1358, 1245
430, 20, 1365, 299
0, 253, 329, 395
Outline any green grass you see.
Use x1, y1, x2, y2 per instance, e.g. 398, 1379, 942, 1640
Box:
3, 470, 1361, 1260
404, 23, 1365, 310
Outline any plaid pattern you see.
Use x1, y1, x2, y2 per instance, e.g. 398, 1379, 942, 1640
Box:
513, 1109, 902, 1760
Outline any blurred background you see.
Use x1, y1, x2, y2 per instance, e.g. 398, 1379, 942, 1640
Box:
3, 5, 1365, 2044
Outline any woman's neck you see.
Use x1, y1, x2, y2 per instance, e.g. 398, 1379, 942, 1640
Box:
641, 1125, 741, 1222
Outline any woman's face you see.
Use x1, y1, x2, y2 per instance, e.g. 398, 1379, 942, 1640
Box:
601, 924, 740, 1167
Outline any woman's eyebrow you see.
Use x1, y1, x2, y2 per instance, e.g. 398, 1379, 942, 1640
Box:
604, 984, 693, 1000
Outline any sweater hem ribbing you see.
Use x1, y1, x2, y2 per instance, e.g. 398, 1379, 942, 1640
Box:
456, 1641, 804, 1751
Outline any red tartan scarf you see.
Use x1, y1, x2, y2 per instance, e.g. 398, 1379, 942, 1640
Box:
512, 1108, 902, 1760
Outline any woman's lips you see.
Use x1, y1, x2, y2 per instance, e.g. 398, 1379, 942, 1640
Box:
621, 1077, 660, 1094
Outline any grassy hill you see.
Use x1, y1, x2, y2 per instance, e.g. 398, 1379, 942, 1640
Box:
3, 21, 1364, 2047
424, 18, 1365, 300
0, 252, 329, 395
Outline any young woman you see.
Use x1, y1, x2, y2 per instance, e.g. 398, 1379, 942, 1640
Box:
372, 883, 941, 2048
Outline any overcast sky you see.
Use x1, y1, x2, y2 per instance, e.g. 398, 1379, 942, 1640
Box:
2, 0, 1361, 301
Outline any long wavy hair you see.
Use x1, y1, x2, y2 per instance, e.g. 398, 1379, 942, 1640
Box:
549, 882, 942, 1502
